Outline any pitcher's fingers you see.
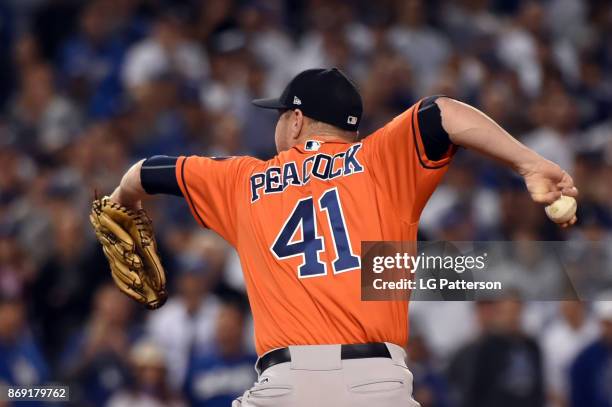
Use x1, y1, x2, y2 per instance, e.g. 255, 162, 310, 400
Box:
557, 172, 577, 191
560, 216, 578, 228
559, 170, 574, 184
561, 186, 579, 197
533, 190, 562, 204
557, 173, 578, 193
557, 171, 573, 184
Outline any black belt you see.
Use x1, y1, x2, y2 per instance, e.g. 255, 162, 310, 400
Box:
256, 343, 391, 373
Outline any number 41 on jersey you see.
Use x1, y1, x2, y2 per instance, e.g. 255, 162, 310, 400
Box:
271, 187, 360, 278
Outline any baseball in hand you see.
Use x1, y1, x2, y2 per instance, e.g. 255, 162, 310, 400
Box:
545, 195, 577, 224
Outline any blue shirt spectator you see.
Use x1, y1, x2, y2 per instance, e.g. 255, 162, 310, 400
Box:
184, 351, 256, 407
0, 298, 48, 386
57, 1, 128, 118
408, 334, 450, 407
184, 295, 256, 407
570, 340, 612, 407
570, 301, 612, 407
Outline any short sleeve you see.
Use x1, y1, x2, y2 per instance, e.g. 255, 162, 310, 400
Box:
362, 100, 457, 223
176, 155, 254, 245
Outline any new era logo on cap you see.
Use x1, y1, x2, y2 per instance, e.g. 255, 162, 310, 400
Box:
347, 116, 357, 125
293, 96, 302, 105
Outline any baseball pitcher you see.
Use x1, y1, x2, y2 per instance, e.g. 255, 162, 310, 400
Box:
91, 68, 577, 406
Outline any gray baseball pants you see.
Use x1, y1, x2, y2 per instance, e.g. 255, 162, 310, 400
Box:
232, 343, 420, 407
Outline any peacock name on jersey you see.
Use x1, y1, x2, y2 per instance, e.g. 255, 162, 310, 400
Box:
250, 144, 364, 202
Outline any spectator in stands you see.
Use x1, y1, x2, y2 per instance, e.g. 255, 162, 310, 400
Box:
7, 63, 81, 157
122, 11, 208, 99
497, 1, 546, 97
106, 340, 185, 407
123, 71, 193, 158
237, 2, 294, 96
541, 301, 599, 407
147, 260, 220, 389
570, 299, 612, 407
447, 300, 496, 406
58, 0, 127, 116
387, 0, 450, 94
60, 284, 140, 407
407, 331, 450, 407
523, 86, 577, 173
30, 202, 108, 366
0, 223, 34, 299
450, 298, 544, 407
0, 296, 48, 386
184, 295, 256, 407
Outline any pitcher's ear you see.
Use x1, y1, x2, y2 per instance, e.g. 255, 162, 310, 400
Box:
292, 109, 304, 139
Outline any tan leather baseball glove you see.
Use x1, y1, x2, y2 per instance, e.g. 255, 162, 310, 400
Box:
89, 197, 167, 309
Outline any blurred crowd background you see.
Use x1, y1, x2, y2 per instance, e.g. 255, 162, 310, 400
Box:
0, 0, 611, 406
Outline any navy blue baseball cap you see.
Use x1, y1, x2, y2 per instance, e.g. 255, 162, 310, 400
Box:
252, 68, 363, 131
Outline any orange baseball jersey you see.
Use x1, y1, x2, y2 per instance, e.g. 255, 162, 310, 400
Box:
175, 100, 456, 355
